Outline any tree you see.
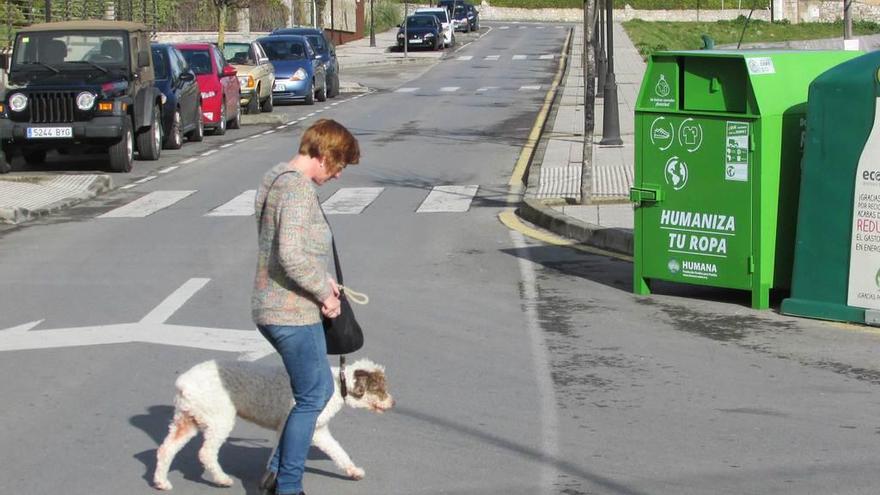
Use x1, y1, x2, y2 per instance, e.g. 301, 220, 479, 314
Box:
213, 0, 250, 49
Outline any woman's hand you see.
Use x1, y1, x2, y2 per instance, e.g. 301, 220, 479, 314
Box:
322, 293, 341, 319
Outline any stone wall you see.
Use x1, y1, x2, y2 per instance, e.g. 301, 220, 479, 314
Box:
469, 3, 772, 22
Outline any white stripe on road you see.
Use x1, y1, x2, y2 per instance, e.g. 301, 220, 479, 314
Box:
157, 166, 179, 174
135, 176, 157, 184
180, 158, 198, 164
440, 86, 460, 92
206, 190, 256, 217
120, 184, 137, 190
476, 86, 499, 92
396, 87, 418, 93
456, 55, 473, 61
512, 55, 527, 60
500, 26, 509, 29
321, 187, 384, 215
262, 130, 276, 135
221, 143, 235, 148
201, 149, 218, 156
520, 85, 542, 91
140, 278, 211, 324
98, 190, 196, 218
416, 185, 478, 213
539, 54, 554, 60
484, 55, 500, 61
236, 138, 249, 143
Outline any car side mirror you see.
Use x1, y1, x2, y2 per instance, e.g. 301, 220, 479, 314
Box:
180, 71, 195, 82
138, 51, 151, 68
221, 65, 237, 77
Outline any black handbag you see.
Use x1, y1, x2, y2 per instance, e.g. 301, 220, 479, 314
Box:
258, 170, 364, 355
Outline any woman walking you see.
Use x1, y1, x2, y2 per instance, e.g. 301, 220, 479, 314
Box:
252, 119, 360, 495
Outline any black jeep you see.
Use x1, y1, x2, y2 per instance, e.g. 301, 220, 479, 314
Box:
0, 20, 165, 173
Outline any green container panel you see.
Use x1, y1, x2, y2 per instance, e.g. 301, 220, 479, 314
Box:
632, 50, 862, 309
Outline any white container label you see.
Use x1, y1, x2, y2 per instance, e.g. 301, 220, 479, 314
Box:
847, 98, 880, 310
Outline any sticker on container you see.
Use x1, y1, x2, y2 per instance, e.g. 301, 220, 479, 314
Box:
746, 57, 775, 75
725, 121, 749, 182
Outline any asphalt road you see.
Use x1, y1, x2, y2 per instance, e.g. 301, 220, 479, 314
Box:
2, 22, 880, 495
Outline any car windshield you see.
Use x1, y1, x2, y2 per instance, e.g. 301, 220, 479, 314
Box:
416, 11, 446, 24
454, 6, 468, 18
151, 47, 169, 79
12, 31, 128, 69
222, 43, 251, 65
180, 49, 213, 75
261, 40, 306, 61
406, 16, 436, 28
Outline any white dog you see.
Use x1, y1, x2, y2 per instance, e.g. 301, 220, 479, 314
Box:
153, 358, 394, 491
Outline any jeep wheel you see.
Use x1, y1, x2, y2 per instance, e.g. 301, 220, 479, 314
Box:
262, 91, 274, 113
109, 119, 134, 173
0, 148, 12, 174
246, 94, 260, 115
164, 109, 183, 150
213, 101, 227, 136
187, 102, 205, 142
137, 105, 162, 160
229, 102, 241, 130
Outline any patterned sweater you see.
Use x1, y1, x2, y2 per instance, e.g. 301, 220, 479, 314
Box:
252, 163, 332, 326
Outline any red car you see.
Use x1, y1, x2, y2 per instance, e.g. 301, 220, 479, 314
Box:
175, 42, 241, 135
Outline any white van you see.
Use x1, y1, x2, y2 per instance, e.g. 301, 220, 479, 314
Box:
413, 7, 454, 47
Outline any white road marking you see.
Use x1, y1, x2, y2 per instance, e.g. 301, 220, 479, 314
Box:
536, 26, 545, 29
0, 279, 273, 360
236, 138, 248, 143
201, 149, 218, 156
321, 187, 384, 215
141, 278, 211, 324
98, 190, 196, 218
307, 112, 316, 117
485, 55, 500, 61
456, 55, 473, 61
500, 26, 510, 30
416, 185, 479, 213
396, 87, 419, 93
287, 121, 298, 125
440, 86, 460, 92
135, 176, 157, 184
206, 190, 256, 217
513, 55, 527, 60
180, 158, 198, 164
315, 109, 324, 113
120, 184, 137, 190
331, 102, 340, 106
221, 143, 235, 148
540, 54, 554, 60
476, 86, 499, 92
262, 130, 276, 135
519, 25, 527, 29
520, 85, 542, 91
157, 166, 179, 174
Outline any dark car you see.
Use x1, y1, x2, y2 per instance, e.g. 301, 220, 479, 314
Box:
270, 27, 339, 98
257, 35, 327, 105
0, 20, 165, 173
396, 15, 443, 51
151, 43, 203, 149
438, 0, 479, 31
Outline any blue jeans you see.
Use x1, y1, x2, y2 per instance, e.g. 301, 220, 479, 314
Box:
258, 323, 334, 495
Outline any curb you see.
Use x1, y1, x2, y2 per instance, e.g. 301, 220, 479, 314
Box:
518, 198, 633, 256
341, 56, 441, 69
0, 174, 112, 224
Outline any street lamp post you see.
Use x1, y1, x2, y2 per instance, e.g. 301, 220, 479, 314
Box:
370, 0, 376, 47
404, 1, 408, 58
596, 0, 606, 98
600, 0, 622, 146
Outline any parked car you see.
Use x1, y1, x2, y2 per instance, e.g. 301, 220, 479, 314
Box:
414, 8, 454, 47
151, 43, 204, 149
218, 40, 274, 114
270, 27, 339, 98
175, 42, 241, 135
396, 15, 443, 51
257, 35, 327, 105
0, 20, 165, 173
452, 3, 479, 32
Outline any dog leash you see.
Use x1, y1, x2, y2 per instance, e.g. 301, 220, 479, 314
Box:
339, 356, 348, 398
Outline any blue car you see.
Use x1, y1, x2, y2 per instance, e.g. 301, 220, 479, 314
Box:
270, 27, 339, 98
150, 43, 204, 149
257, 35, 327, 105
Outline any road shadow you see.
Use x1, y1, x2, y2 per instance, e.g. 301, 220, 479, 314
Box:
130, 405, 351, 492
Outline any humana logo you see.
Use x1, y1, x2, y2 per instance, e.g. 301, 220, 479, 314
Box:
660, 209, 736, 233
683, 261, 717, 273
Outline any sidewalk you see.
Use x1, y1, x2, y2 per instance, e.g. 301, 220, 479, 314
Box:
518, 22, 641, 256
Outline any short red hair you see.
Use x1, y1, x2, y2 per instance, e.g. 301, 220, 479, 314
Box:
298, 119, 360, 174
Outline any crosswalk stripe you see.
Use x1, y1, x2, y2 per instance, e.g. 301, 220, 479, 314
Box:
540, 54, 554, 60
512, 55, 527, 60
396, 87, 418, 93
456, 55, 473, 61
520, 85, 542, 91
417, 185, 479, 213
322, 187, 383, 215
485, 55, 500, 61
99, 190, 196, 218
476, 86, 499, 92
206, 190, 256, 217
440, 86, 460, 92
